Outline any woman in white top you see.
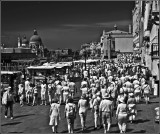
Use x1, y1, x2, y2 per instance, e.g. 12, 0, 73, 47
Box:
78, 94, 88, 131
49, 99, 61, 133
40, 81, 47, 105
65, 98, 76, 133
116, 97, 128, 133
18, 84, 24, 107
62, 83, 70, 104
134, 84, 141, 103
32, 84, 38, 106
80, 84, 88, 96
142, 81, 151, 104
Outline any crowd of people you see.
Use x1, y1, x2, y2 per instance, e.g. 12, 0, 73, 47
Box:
2, 54, 154, 133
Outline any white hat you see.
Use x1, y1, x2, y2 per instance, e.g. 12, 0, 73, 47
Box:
120, 88, 124, 94
119, 97, 125, 103
129, 93, 134, 97
103, 93, 110, 99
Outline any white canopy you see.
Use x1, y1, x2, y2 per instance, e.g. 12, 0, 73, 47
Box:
73, 59, 99, 64
1, 71, 22, 75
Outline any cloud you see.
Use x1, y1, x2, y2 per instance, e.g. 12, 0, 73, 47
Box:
62, 24, 90, 28
95, 20, 132, 27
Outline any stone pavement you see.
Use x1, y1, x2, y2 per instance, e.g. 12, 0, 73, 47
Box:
1, 80, 159, 133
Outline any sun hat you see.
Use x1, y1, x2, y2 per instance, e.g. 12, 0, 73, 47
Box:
103, 93, 110, 99
96, 92, 101, 96
48, 84, 52, 88
129, 93, 134, 97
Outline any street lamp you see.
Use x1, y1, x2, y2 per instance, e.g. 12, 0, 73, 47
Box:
84, 49, 87, 70
107, 34, 112, 60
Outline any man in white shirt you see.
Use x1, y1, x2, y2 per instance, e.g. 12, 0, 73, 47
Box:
25, 78, 30, 103
40, 81, 47, 105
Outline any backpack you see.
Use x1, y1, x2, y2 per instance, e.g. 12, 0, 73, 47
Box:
67, 104, 75, 117
2, 92, 8, 105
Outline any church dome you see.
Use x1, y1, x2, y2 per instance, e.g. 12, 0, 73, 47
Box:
22, 35, 29, 44
30, 29, 42, 44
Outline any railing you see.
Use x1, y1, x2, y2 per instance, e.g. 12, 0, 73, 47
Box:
151, 43, 159, 57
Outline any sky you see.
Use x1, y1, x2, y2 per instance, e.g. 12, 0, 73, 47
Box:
1, 1, 135, 50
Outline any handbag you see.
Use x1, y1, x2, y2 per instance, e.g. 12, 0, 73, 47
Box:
2, 92, 8, 105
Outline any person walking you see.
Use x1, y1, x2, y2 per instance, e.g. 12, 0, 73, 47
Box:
40, 81, 47, 105
65, 98, 76, 133
99, 93, 113, 133
2, 87, 15, 119
116, 97, 128, 133
48, 83, 53, 105
68, 81, 76, 99
18, 84, 25, 107
78, 94, 88, 131
142, 81, 151, 104
49, 98, 61, 133
32, 84, 38, 106
55, 82, 63, 104
134, 84, 141, 103
92, 94, 102, 129
127, 93, 136, 123
62, 82, 70, 104
25, 78, 30, 104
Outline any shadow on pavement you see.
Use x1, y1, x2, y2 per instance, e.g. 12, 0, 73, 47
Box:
111, 123, 118, 128
133, 130, 146, 133
14, 114, 35, 119
9, 132, 23, 133
137, 109, 142, 112
1, 122, 22, 126
149, 101, 159, 104
127, 128, 134, 132
135, 119, 150, 124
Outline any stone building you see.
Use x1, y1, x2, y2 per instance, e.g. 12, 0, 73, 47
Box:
100, 25, 133, 59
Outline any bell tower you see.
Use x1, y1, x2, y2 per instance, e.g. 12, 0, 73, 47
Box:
18, 35, 21, 48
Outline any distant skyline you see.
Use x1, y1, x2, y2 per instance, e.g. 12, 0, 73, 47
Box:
1, 1, 135, 50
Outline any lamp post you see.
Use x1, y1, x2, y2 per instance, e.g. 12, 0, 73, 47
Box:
84, 49, 87, 70
107, 34, 112, 60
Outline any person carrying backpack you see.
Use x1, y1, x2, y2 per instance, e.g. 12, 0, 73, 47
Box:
92, 94, 102, 129
65, 98, 76, 133
78, 94, 88, 131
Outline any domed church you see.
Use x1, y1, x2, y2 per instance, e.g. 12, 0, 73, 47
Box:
29, 29, 44, 57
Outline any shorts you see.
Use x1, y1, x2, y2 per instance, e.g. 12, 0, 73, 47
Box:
79, 111, 87, 119
134, 91, 141, 96
41, 94, 46, 100
143, 92, 150, 97
49, 116, 59, 126
67, 116, 75, 124
102, 111, 111, 124
94, 110, 99, 118
19, 94, 24, 101
118, 114, 128, 125
34, 93, 38, 97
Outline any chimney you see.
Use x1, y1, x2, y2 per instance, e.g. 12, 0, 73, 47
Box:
129, 24, 132, 34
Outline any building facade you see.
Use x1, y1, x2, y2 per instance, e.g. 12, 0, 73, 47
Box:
100, 25, 133, 59
132, 0, 159, 80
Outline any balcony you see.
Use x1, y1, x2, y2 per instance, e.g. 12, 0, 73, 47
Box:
151, 43, 159, 59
